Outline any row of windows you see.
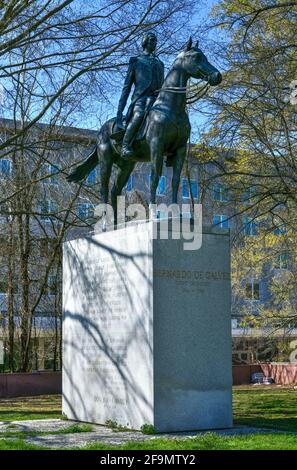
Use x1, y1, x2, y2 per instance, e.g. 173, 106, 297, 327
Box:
0, 162, 289, 218
127, 177, 240, 202
0, 162, 232, 203
38, 201, 95, 221
126, 175, 199, 199
0, 160, 97, 185
0, 190, 285, 234
212, 216, 287, 236
0, 160, 288, 234
32, 201, 288, 234
244, 254, 290, 301
0, 162, 288, 226
242, 218, 286, 236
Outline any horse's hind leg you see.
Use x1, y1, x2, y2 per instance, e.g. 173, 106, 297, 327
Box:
99, 145, 113, 204
149, 142, 163, 205
111, 161, 135, 225
96, 144, 113, 231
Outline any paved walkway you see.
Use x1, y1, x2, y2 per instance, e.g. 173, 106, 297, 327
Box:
0, 419, 288, 449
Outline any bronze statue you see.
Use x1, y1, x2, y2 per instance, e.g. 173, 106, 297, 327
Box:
67, 36, 222, 223
114, 31, 164, 159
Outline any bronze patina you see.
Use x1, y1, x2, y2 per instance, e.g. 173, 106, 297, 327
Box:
67, 35, 222, 222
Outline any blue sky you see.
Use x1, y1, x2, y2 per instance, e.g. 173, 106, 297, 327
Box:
0, 0, 221, 136
82, 0, 220, 135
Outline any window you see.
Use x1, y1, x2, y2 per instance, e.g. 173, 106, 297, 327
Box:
243, 217, 258, 236
245, 281, 260, 300
182, 178, 198, 199
42, 164, 58, 184
148, 175, 166, 195
274, 253, 289, 270
213, 183, 229, 202
242, 187, 255, 205
39, 200, 58, 221
77, 203, 95, 220
274, 225, 286, 235
86, 169, 96, 185
47, 274, 57, 295
0, 159, 12, 176
213, 214, 229, 229
157, 176, 166, 195
126, 175, 133, 192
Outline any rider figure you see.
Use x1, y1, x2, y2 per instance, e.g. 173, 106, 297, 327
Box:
115, 32, 164, 159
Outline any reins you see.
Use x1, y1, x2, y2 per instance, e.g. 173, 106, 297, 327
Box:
157, 80, 210, 103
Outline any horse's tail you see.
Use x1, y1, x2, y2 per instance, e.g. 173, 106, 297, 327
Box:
66, 145, 98, 183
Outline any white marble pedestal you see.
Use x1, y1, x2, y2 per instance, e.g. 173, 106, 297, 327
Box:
62, 221, 232, 432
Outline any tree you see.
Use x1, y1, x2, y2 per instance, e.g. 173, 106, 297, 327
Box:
0, 0, 200, 370
0, 0, 197, 156
193, 0, 297, 331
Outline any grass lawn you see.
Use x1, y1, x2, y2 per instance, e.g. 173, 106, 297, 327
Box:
0, 395, 61, 421
233, 385, 297, 432
83, 433, 297, 450
0, 432, 297, 451
0, 386, 296, 450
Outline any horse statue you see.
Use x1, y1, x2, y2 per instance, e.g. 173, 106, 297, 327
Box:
67, 37, 222, 222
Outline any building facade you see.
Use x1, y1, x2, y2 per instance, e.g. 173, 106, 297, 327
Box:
0, 119, 296, 370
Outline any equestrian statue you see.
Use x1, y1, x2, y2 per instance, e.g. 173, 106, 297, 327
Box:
67, 33, 222, 222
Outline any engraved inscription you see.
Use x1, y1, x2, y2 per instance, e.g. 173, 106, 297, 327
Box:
154, 269, 230, 280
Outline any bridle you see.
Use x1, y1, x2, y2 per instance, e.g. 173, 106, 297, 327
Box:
157, 66, 211, 102
158, 78, 210, 103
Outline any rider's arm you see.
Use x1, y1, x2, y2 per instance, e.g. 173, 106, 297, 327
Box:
117, 57, 136, 118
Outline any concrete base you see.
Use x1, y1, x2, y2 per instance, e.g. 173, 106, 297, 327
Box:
62, 221, 232, 432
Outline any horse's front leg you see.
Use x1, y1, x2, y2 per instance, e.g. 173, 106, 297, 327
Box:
172, 145, 187, 204
149, 138, 163, 205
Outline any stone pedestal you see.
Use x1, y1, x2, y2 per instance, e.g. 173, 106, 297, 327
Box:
62, 221, 232, 432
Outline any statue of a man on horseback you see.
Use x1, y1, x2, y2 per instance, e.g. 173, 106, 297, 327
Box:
67, 35, 222, 224
113, 32, 164, 159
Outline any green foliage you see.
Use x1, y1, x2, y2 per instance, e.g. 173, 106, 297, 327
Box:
57, 424, 93, 434
140, 424, 156, 435
201, 0, 297, 332
104, 419, 131, 432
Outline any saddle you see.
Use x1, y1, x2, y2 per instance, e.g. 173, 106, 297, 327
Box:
110, 114, 148, 143
110, 111, 174, 167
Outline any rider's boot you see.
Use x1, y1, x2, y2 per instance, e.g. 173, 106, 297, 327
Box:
121, 119, 139, 160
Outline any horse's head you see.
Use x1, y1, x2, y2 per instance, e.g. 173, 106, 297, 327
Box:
178, 37, 222, 86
